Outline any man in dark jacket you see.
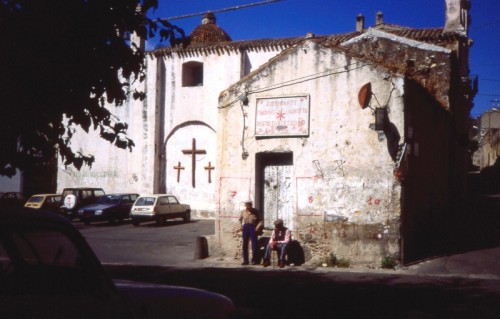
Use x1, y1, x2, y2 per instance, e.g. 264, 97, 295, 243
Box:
238, 200, 263, 265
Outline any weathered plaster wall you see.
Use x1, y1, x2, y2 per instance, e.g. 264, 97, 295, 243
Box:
214, 39, 404, 266
57, 69, 155, 194
341, 29, 452, 111
160, 48, 283, 216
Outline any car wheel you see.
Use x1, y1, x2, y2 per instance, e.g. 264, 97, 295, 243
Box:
183, 212, 191, 223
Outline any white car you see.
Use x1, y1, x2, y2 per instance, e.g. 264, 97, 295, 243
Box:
130, 194, 191, 226
0, 207, 234, 319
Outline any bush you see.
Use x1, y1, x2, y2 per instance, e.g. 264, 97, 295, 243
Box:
335, 257, 350, 268
381, 256, 397, 269
319, 253, 350, 268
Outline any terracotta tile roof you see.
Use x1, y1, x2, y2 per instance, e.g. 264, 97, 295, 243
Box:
150, 24, 461, 57
190, 23, 232, 45
373, 24, 461, 43
151, 37, 304, 57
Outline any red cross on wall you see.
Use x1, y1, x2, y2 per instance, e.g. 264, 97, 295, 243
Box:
173, 162, 185, 183
182, 138, 206, 188
204, 161, 215, 183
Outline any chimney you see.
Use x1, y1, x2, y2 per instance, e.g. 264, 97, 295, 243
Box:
444, 0, 470, 35
130, 4, 145, 51
356, 14, 365, 31
376, 11, 384, 25
202, 12, 216, 25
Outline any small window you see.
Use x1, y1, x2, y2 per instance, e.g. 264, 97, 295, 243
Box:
168, 196, 179, 204
160, 197, 169, 205
182, 61, 203, 87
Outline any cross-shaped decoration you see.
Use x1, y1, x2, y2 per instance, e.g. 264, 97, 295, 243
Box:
173, 162, 185, 183
182, 138, 206, 188
204, 161, 215, 183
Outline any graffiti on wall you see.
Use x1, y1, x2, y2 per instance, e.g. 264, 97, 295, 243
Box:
296, 173, 394, 224
218, 177, 252, 218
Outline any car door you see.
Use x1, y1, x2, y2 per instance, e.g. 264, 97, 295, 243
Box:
157, 196, 171, 216
117, 195, 134, 219
43, 196, 61, 212
167, 195, 181, 215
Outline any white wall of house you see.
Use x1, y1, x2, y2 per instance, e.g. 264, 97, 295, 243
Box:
0, 172, 22, 192
56, 77, 155, 194
215, 39, 404, 265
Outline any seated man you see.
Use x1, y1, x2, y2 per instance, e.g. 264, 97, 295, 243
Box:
262, 219, 291, 268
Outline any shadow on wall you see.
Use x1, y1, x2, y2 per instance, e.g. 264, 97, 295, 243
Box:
383, 119, 401, 161
479, 157, 500, 194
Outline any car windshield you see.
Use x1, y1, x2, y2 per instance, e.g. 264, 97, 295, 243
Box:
27, 196, 45, 203
96, 195, 121, 204
135, 197, 156, 206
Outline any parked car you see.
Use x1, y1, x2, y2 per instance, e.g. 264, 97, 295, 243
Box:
0, 207, 235, 319
24, 193, 62, 213
59, 187, 105, 220
130, 194, 191, 226
77, 193, 139, 225
0, 191, 26, 208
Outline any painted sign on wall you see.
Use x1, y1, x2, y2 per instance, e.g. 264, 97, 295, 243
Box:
255, 95, 310, 137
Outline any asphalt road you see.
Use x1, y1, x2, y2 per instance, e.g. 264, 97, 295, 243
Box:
77, 218, 214, 266
78, 218, 500, 319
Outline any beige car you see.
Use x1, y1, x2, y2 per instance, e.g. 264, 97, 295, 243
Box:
130, 194, 191, 226
24, 194, 62, 213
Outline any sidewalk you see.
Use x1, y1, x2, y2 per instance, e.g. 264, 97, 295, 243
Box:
194, 245, 500, 280
405, 245, 500, 279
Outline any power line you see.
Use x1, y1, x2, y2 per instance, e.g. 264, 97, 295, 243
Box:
156, 0, 285, 21
477, 93, 500, 97
481, 79, 500, 82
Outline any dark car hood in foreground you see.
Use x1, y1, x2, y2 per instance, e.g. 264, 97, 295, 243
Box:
114, 279, 235, 319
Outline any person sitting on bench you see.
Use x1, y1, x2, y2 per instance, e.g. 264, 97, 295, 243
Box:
262, 219, 291, 268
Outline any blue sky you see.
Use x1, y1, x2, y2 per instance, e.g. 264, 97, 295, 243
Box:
149, 0, 500, 117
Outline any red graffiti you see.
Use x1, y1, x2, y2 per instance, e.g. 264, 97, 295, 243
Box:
230, 191, 237, 197
308, 196, 313, 203
367, 196, 381, 205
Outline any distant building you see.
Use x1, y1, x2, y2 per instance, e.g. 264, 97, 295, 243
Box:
474, 108, 500, 169
58, 0, 474, 265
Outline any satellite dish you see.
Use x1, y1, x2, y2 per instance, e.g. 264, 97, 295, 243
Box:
358, 82, 372, 109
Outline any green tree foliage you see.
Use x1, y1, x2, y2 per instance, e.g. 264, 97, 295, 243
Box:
0, 0, 184, 176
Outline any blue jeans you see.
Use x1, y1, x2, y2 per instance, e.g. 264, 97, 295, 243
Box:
264, 242, 288, 262
242, 224, 257, 263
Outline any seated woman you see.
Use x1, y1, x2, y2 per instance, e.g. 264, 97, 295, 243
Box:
262, 219, 291, 268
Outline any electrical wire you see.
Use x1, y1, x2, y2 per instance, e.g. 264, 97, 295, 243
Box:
156, 0, 285, 21
218, 62, 373, 109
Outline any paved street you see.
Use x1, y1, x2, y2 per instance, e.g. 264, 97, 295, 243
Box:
77, 219, 214, 266
80, 218, 500, 319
